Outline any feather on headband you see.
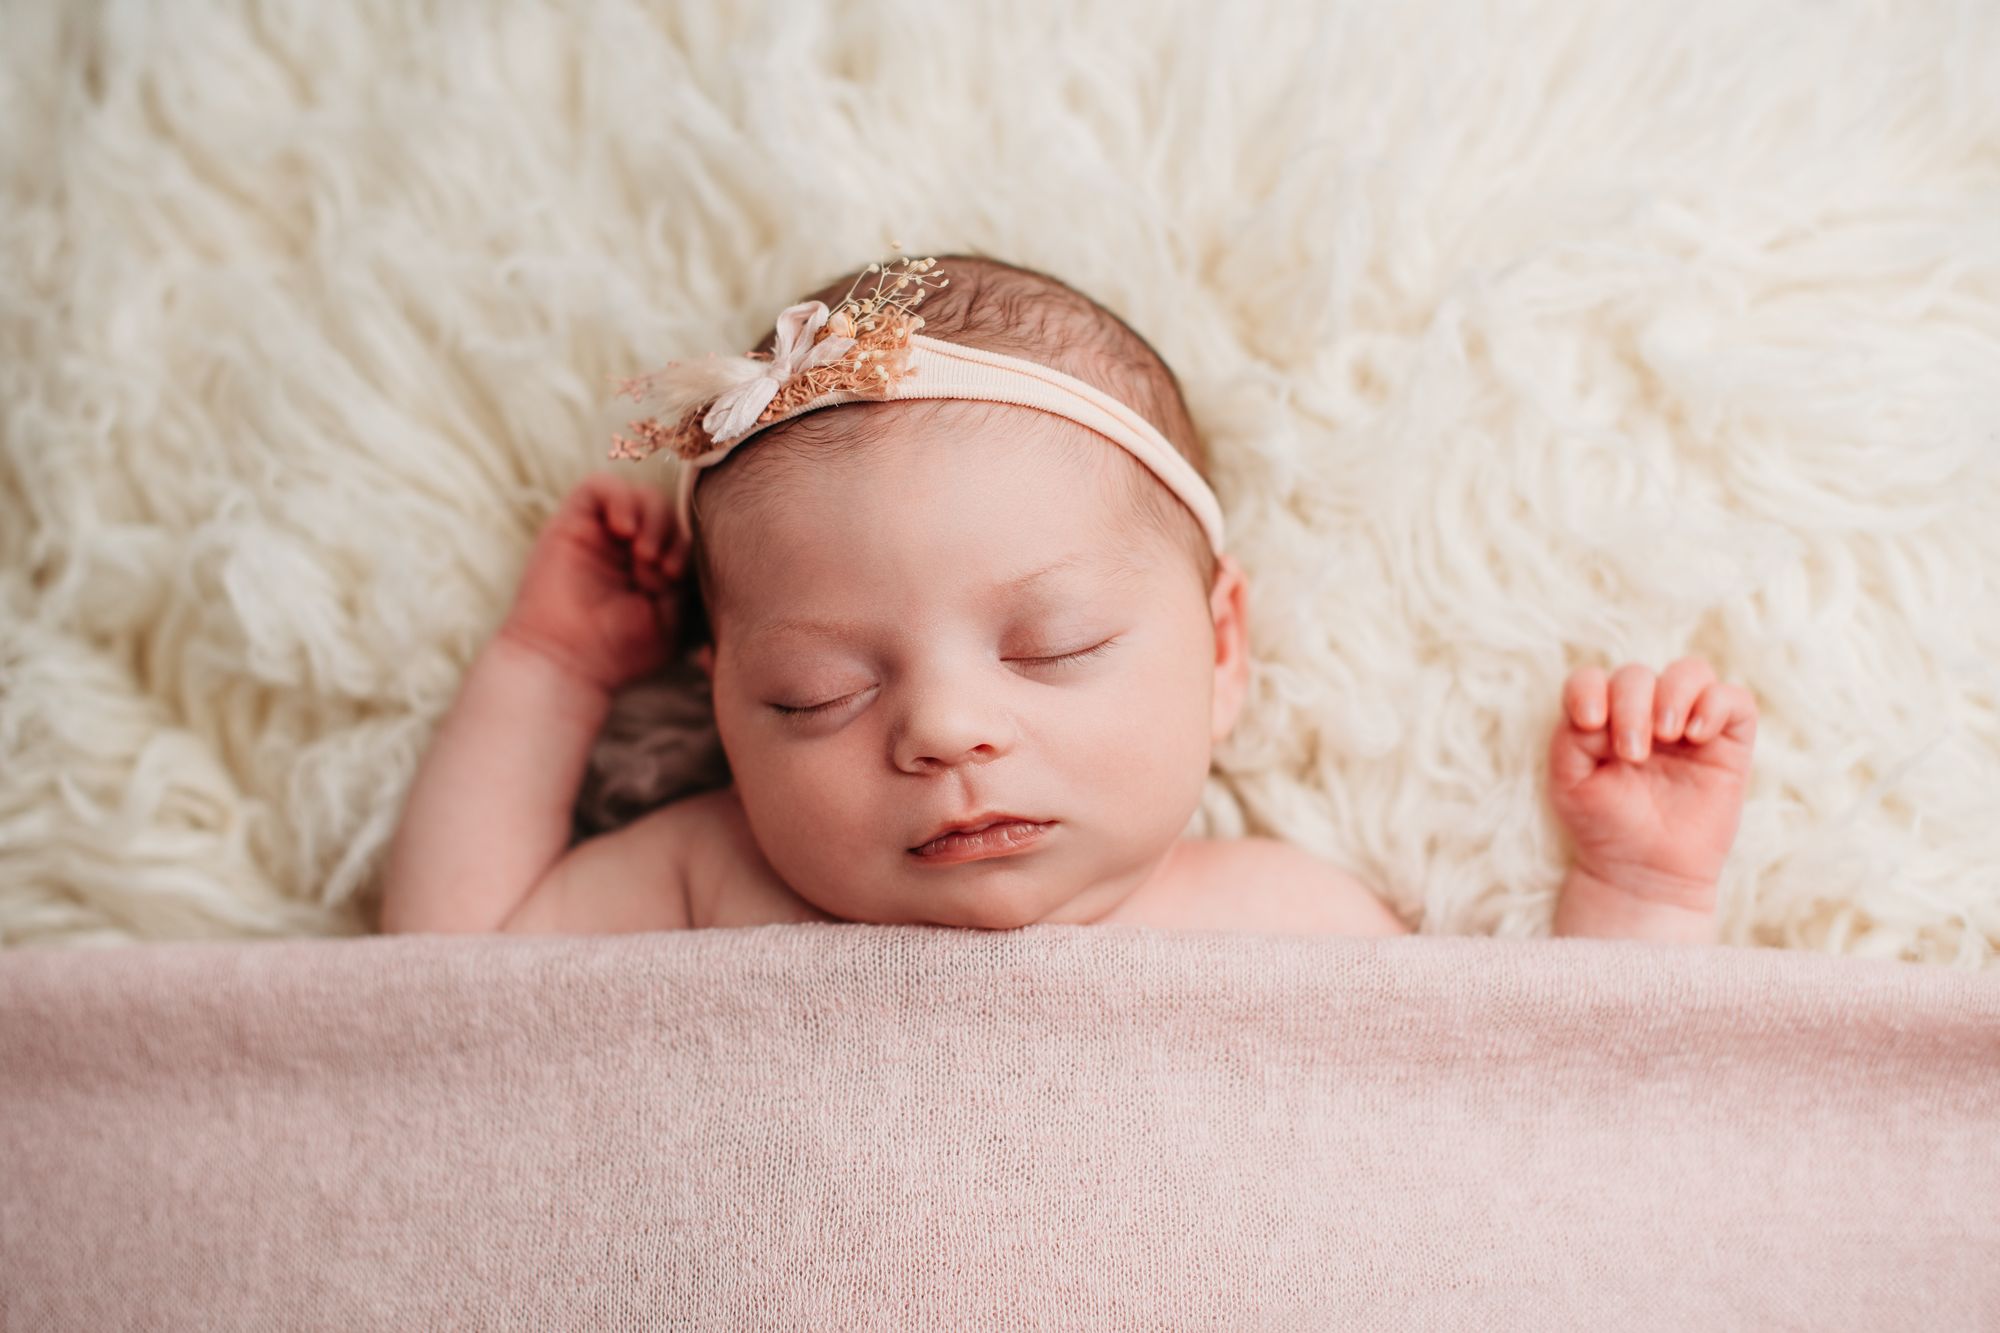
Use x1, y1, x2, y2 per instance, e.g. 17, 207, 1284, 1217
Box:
609, 255, 942, 466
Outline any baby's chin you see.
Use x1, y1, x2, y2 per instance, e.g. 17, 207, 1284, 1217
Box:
806, 855, 1132, 931
846, 882, 1069, 932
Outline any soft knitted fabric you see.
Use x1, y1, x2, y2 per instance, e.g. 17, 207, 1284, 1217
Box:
3, 926, 1996, 1329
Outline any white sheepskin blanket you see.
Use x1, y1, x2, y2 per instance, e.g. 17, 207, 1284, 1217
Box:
3, 0, 1996, 965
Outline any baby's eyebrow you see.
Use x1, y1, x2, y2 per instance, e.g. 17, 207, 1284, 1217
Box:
993, 551, 1130, 596
744, 551, 1134, 648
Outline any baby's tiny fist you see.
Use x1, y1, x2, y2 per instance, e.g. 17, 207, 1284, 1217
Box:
1547, 658, 1756, 911
504, 475, 686, 691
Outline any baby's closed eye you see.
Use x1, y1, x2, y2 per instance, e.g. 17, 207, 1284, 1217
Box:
1015, 637, 1119, 669
767, 637, 1122, 717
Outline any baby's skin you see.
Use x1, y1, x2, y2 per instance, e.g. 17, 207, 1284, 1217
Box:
377, 413, 1756, 944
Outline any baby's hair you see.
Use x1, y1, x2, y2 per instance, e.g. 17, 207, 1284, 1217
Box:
685, 253, 1215, 646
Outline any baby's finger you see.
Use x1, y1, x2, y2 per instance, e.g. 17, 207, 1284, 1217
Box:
592, 476, 638, 540
1685, 682, 1758, 746
1547, 703, 1611, 789
1684, 685, 1725, 742
1562, 667, 1609, 731
1608, 662, 1656, 762
1652, 656, 1717, 743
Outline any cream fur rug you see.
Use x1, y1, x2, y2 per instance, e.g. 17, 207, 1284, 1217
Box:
3, 1, 1996, 966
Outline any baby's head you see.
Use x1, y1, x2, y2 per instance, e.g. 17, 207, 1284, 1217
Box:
679, 254, 1247, 929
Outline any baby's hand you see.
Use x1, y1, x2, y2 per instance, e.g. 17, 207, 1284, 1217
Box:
1546, 657, 1758, 911
499, 473, 689, 693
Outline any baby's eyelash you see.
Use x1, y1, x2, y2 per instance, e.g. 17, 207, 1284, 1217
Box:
769, 640, 1118, 719
1020, 639, 1117, 669
771, 695, 851, 718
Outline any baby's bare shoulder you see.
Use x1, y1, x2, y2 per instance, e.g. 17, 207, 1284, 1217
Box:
1182, 837, 1412, 938
506, 787, 807, 934
500, 799, 697, 935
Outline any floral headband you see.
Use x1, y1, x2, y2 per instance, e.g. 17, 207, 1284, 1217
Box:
607, 252, 1226, 557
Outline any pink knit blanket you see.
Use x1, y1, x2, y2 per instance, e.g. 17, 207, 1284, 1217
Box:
4, 925, 1997, 1328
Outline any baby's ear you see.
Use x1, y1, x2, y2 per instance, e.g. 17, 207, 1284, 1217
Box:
1207, 554, 1250, 743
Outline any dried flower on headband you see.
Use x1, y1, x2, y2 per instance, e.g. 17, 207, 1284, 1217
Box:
609, 251, 950, 463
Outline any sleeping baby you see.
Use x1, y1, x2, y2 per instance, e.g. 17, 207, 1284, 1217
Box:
376, 252, 1758, 944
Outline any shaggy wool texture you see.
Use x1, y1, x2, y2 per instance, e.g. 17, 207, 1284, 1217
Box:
2, 0, 1997, 964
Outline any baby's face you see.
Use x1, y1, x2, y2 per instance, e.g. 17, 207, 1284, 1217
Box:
696, 402, 1247, 930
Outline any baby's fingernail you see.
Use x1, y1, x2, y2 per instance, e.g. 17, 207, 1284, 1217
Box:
1620, 730, 1642, 759
1660, 710, 1677, 735
1686, 716, 1706, 740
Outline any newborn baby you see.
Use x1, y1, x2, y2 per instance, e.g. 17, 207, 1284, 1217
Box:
377, 253, 1757, 944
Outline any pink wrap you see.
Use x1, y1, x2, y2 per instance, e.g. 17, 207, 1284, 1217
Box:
3, 925, 1996, 1327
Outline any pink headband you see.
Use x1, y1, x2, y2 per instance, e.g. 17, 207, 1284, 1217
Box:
607, 256, 1226, 558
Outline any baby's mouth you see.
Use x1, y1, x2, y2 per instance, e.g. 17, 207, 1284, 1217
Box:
908, 819, 1054, 861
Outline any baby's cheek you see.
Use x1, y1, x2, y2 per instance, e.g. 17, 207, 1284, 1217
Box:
727, 757, 873, 912
1074, 663, 1210, 785
755, 745, 865, 833
1151, 647, 1227, 790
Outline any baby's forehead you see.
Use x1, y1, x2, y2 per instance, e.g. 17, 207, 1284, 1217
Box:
730, 453, 1144, 582
695, 401, 1181, 624
732, 540, 1154, 657
737, 400, 1126, 504
779, 431, 1132, 540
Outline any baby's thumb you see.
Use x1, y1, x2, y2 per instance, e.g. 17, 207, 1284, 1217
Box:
1547, 719, 1608, 790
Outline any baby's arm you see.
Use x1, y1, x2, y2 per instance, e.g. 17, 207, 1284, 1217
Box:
376, 631, 612, 934
375, 473, 685, 934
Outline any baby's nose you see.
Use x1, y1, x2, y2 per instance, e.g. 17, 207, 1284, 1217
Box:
902, 742, 1001, 774
891, 692, 1014, 773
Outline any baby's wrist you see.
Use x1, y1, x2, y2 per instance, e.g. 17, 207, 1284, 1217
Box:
1554, 865, 1716, 944
491, 622, 619, 718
